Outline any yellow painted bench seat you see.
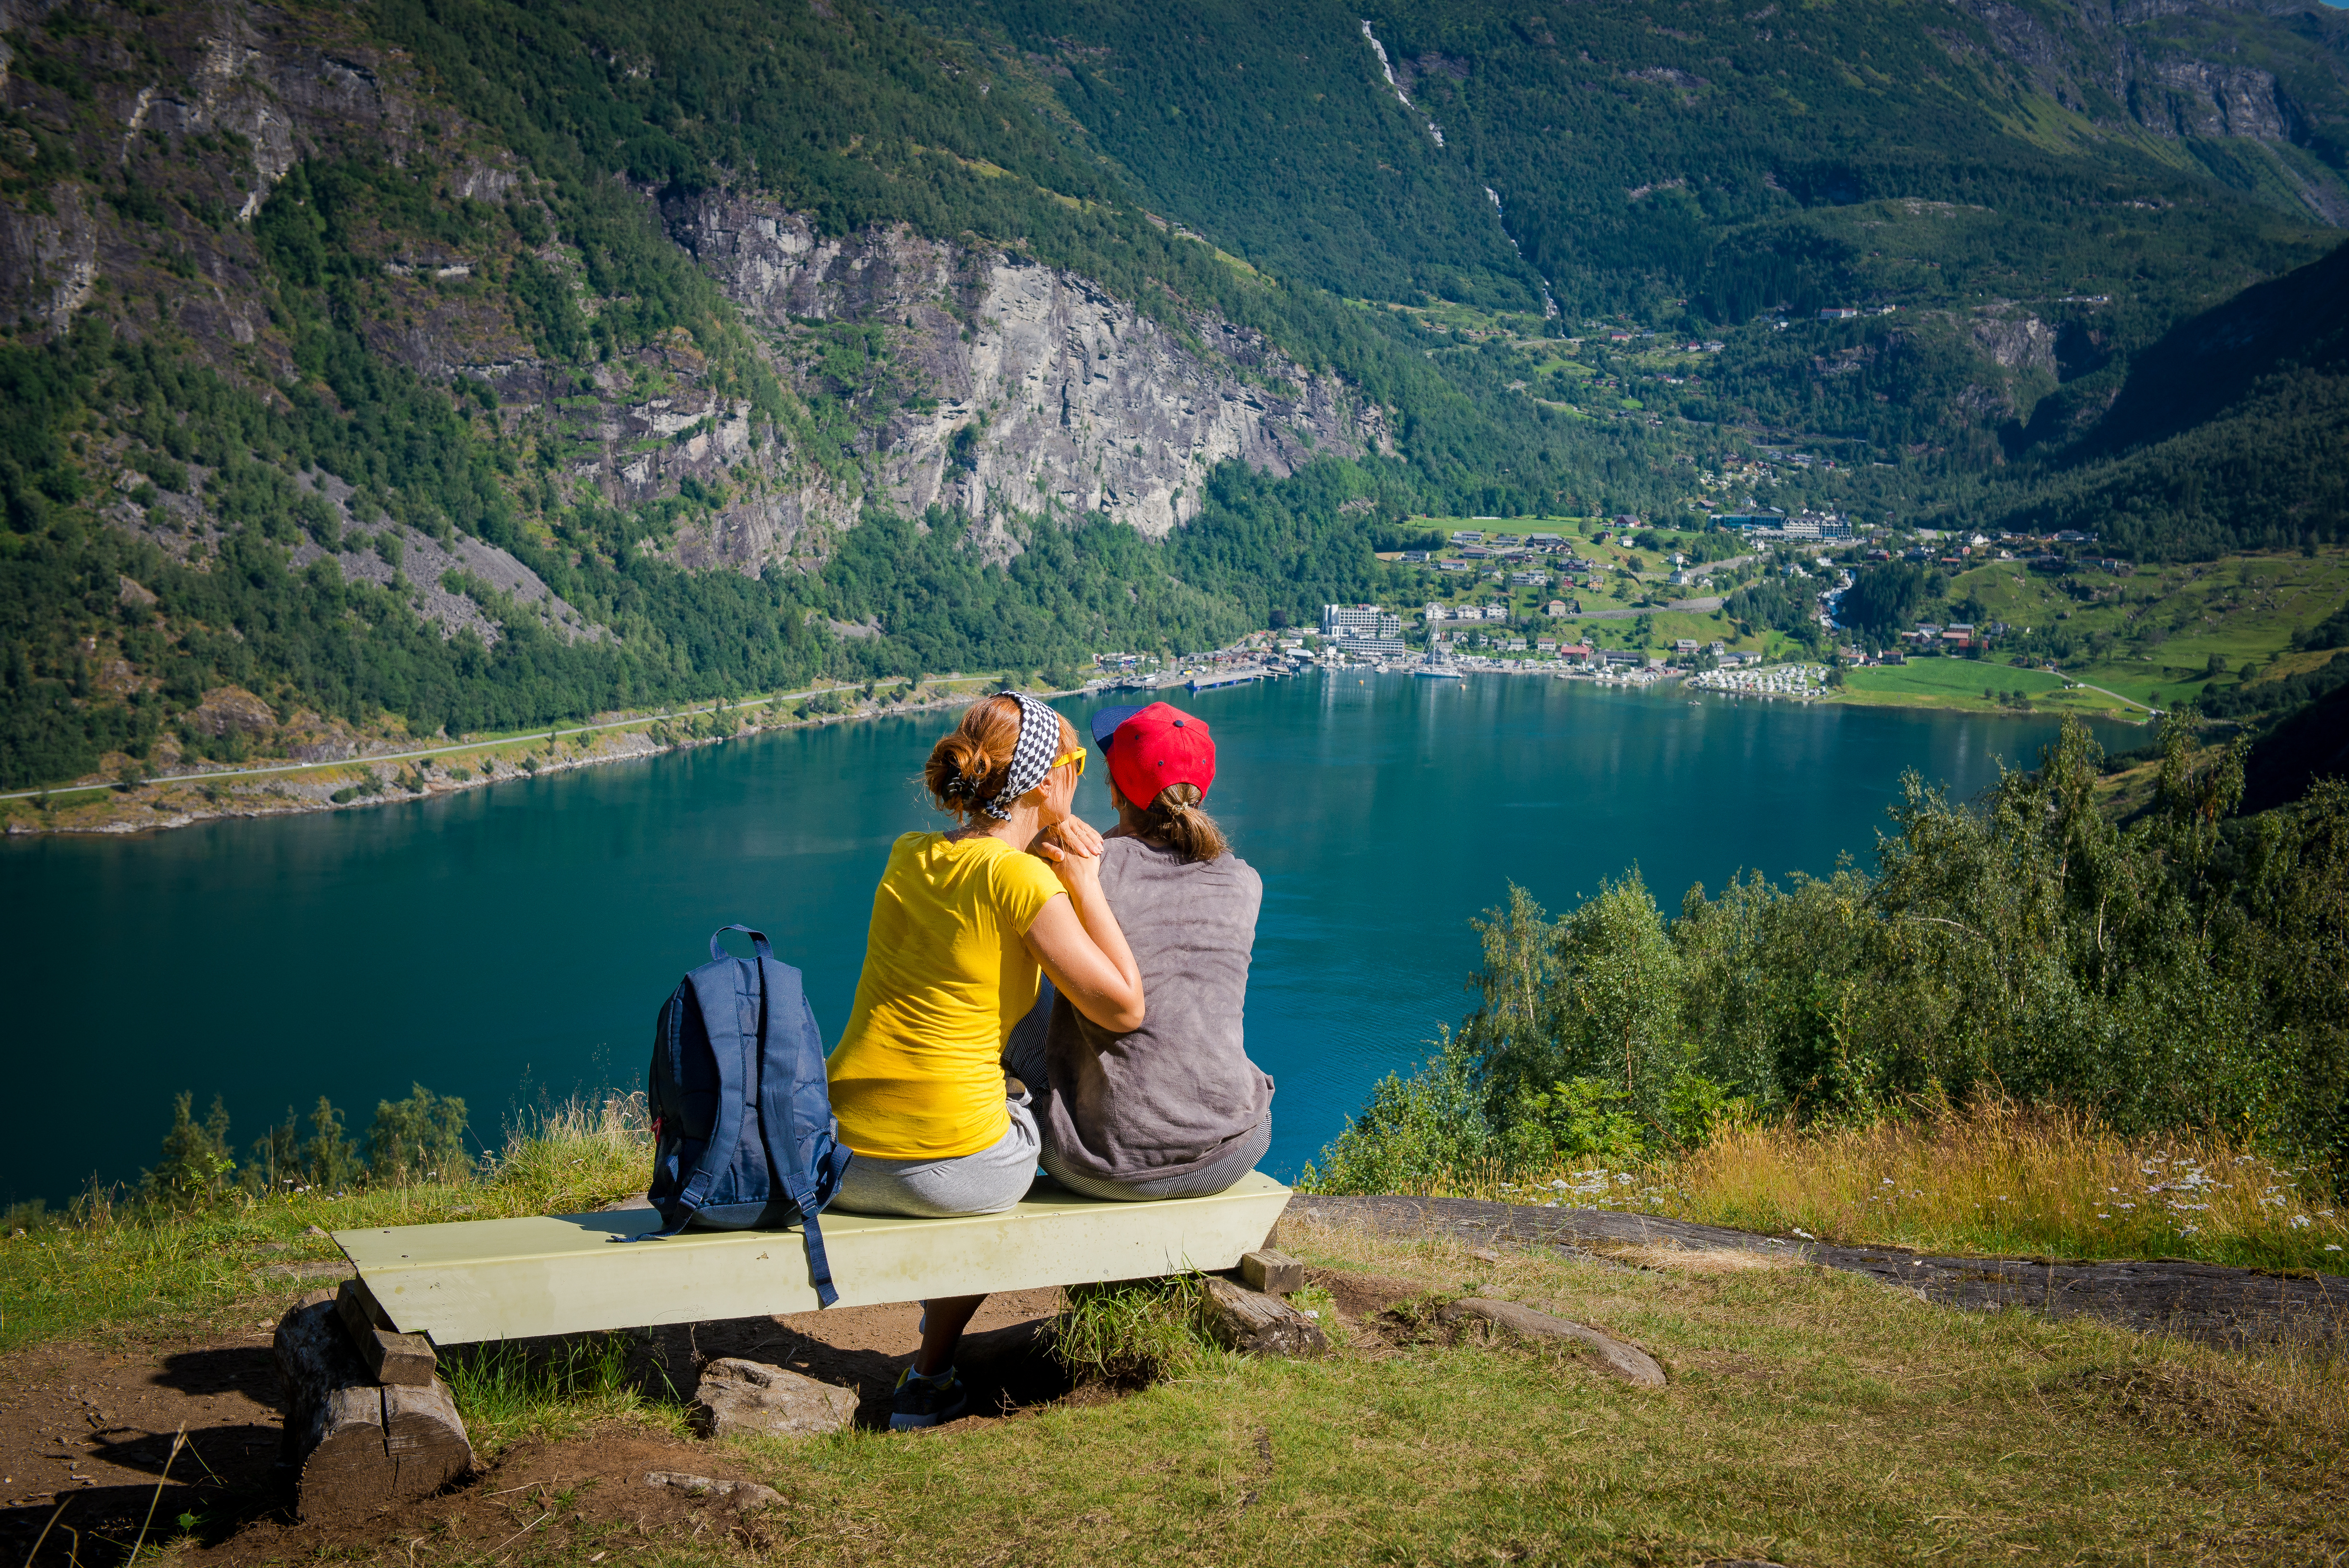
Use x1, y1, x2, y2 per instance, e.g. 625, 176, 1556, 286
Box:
334, 1172, 1292, 1345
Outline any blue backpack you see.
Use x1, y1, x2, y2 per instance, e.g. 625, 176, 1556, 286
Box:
636, 925, 851, 1307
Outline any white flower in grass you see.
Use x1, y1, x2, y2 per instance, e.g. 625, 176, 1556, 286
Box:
2119, 1203, 2136, 1211
2289, 1215, 2313, 1230
1791, 1227, 1815, 1240
2181, 1225, 2201, 1236
2327, 1244, 2342, 1252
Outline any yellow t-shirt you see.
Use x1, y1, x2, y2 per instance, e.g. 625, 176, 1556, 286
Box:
826, 831, 1067, 1160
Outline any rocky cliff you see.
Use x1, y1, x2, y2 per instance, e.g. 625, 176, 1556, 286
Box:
661, 192, 1388, 564
0, 0, 1389, 602
1947, 0, 2349, 223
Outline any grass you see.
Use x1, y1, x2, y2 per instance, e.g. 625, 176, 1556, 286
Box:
11, 1090, 2348, 1563
0, 1093, 653, 1354
486, 1210, 2346, 1566
1834, 655, 2144, 718
444, 1332, 691, 1460
1949, 547, 2349, 708
1046, 1274, 1216, 1384
1484, 1103, 2348, 1273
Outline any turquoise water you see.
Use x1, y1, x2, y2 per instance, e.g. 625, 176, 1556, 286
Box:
0, 674, 2134, 1204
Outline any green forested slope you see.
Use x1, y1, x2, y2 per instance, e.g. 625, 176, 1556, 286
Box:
1995, 236, 2349, 555
1, 0, 2346, 791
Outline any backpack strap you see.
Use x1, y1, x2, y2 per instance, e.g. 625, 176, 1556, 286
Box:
625, 945, 755, 1243
757, 956, 841, 1308
710, 924, 773, 962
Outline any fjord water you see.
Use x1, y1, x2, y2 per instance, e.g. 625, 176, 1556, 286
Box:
1, 675, 2134, 1205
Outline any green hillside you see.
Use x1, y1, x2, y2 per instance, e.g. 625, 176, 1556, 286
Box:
1992, 236, 2349, 555
1, 0, 2346, 793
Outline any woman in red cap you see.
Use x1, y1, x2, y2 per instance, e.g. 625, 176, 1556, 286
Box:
1008, 700, 1274, 1203
825, 690, 1144, 1429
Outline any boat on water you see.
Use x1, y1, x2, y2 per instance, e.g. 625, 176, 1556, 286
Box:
1414, 665, 1465, 680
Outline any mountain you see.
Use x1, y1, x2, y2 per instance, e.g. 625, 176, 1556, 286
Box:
2, 0, 2346, 790
921, 0, 2349, 476
1995, 230, 2349, 553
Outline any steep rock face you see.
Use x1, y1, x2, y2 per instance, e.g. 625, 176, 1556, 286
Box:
665, 192, 1387, 548
1944, 0, 2349, 225
2132, 57, 2293, 139
0, 0, 452, 367
1971, 311, 2060, 374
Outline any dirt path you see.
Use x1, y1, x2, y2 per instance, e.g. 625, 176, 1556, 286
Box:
1294, 1195, 2349, 1348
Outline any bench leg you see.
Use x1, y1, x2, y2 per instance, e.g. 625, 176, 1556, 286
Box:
275, 1293, 474, 1520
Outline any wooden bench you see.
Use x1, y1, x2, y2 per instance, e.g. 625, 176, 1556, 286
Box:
335, 1171, 1293, 1342
275, 1175, 1295, 1519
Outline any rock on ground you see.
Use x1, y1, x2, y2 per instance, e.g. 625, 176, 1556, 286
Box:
1436, 1298, 1667, 1386
643, 1471, 782, 1510
690, 1356, 859, 1439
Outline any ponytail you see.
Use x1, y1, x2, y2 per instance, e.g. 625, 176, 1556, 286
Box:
923, 697, 1018, 819
1141, 782, 1227, 863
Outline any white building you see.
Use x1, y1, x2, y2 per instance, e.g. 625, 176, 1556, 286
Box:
1322, 604, 1403, 640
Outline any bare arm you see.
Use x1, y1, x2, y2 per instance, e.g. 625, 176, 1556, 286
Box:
1023, 823, 1144, 1032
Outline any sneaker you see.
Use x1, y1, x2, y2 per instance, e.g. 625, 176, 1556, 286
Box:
888, 1365, 969, 1431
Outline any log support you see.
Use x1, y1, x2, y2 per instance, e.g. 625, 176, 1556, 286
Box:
1202, 1275, 1327, 1358
274, 1291, 473, 1521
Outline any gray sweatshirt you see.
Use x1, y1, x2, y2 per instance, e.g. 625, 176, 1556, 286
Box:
1025, 835, 1273, 1184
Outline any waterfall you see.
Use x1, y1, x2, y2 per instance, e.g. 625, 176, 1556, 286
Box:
1485, 186, 1560, 318
1360, 21, 1446, 146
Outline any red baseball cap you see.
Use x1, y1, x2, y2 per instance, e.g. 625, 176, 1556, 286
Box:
1098, 701, 1216, 808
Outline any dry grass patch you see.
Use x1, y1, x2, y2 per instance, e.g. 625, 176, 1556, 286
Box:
1661, 1102, 2347, 1268
1608, 1240, 1801, 1274
1438, 1102, 2347, 1271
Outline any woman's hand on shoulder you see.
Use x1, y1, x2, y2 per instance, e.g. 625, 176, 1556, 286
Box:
1031, 818, 1107, 889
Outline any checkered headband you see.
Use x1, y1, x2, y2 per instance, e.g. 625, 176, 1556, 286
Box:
976, 690, 1063, 820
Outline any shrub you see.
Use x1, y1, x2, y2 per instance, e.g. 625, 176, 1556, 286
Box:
139, 1092, 236, 1209
1311, 716, 2349, 1191
366, 1084, 471, 1185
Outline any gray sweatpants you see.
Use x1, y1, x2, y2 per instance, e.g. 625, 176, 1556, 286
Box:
830, 1024, 1267, 1215
830, 1081, 1042, 1220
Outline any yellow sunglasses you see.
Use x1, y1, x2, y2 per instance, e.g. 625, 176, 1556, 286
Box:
1049, 746, 1087, 778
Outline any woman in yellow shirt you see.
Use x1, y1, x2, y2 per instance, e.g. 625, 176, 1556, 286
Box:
826, 689, 1143, 1428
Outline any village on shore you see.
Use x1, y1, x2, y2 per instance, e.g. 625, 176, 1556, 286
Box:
1098, 510, 2130, 712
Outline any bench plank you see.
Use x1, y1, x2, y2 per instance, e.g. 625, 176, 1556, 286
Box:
335, 1172, 1290, 1344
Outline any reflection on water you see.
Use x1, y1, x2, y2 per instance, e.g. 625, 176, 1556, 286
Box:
0, 674, 2134, 1200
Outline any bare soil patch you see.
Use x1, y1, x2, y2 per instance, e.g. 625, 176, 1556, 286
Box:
1, 1290, 1081, 1566
0, 1326, 285, 1568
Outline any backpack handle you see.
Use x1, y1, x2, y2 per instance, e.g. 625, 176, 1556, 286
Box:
709, 924, 774, 962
